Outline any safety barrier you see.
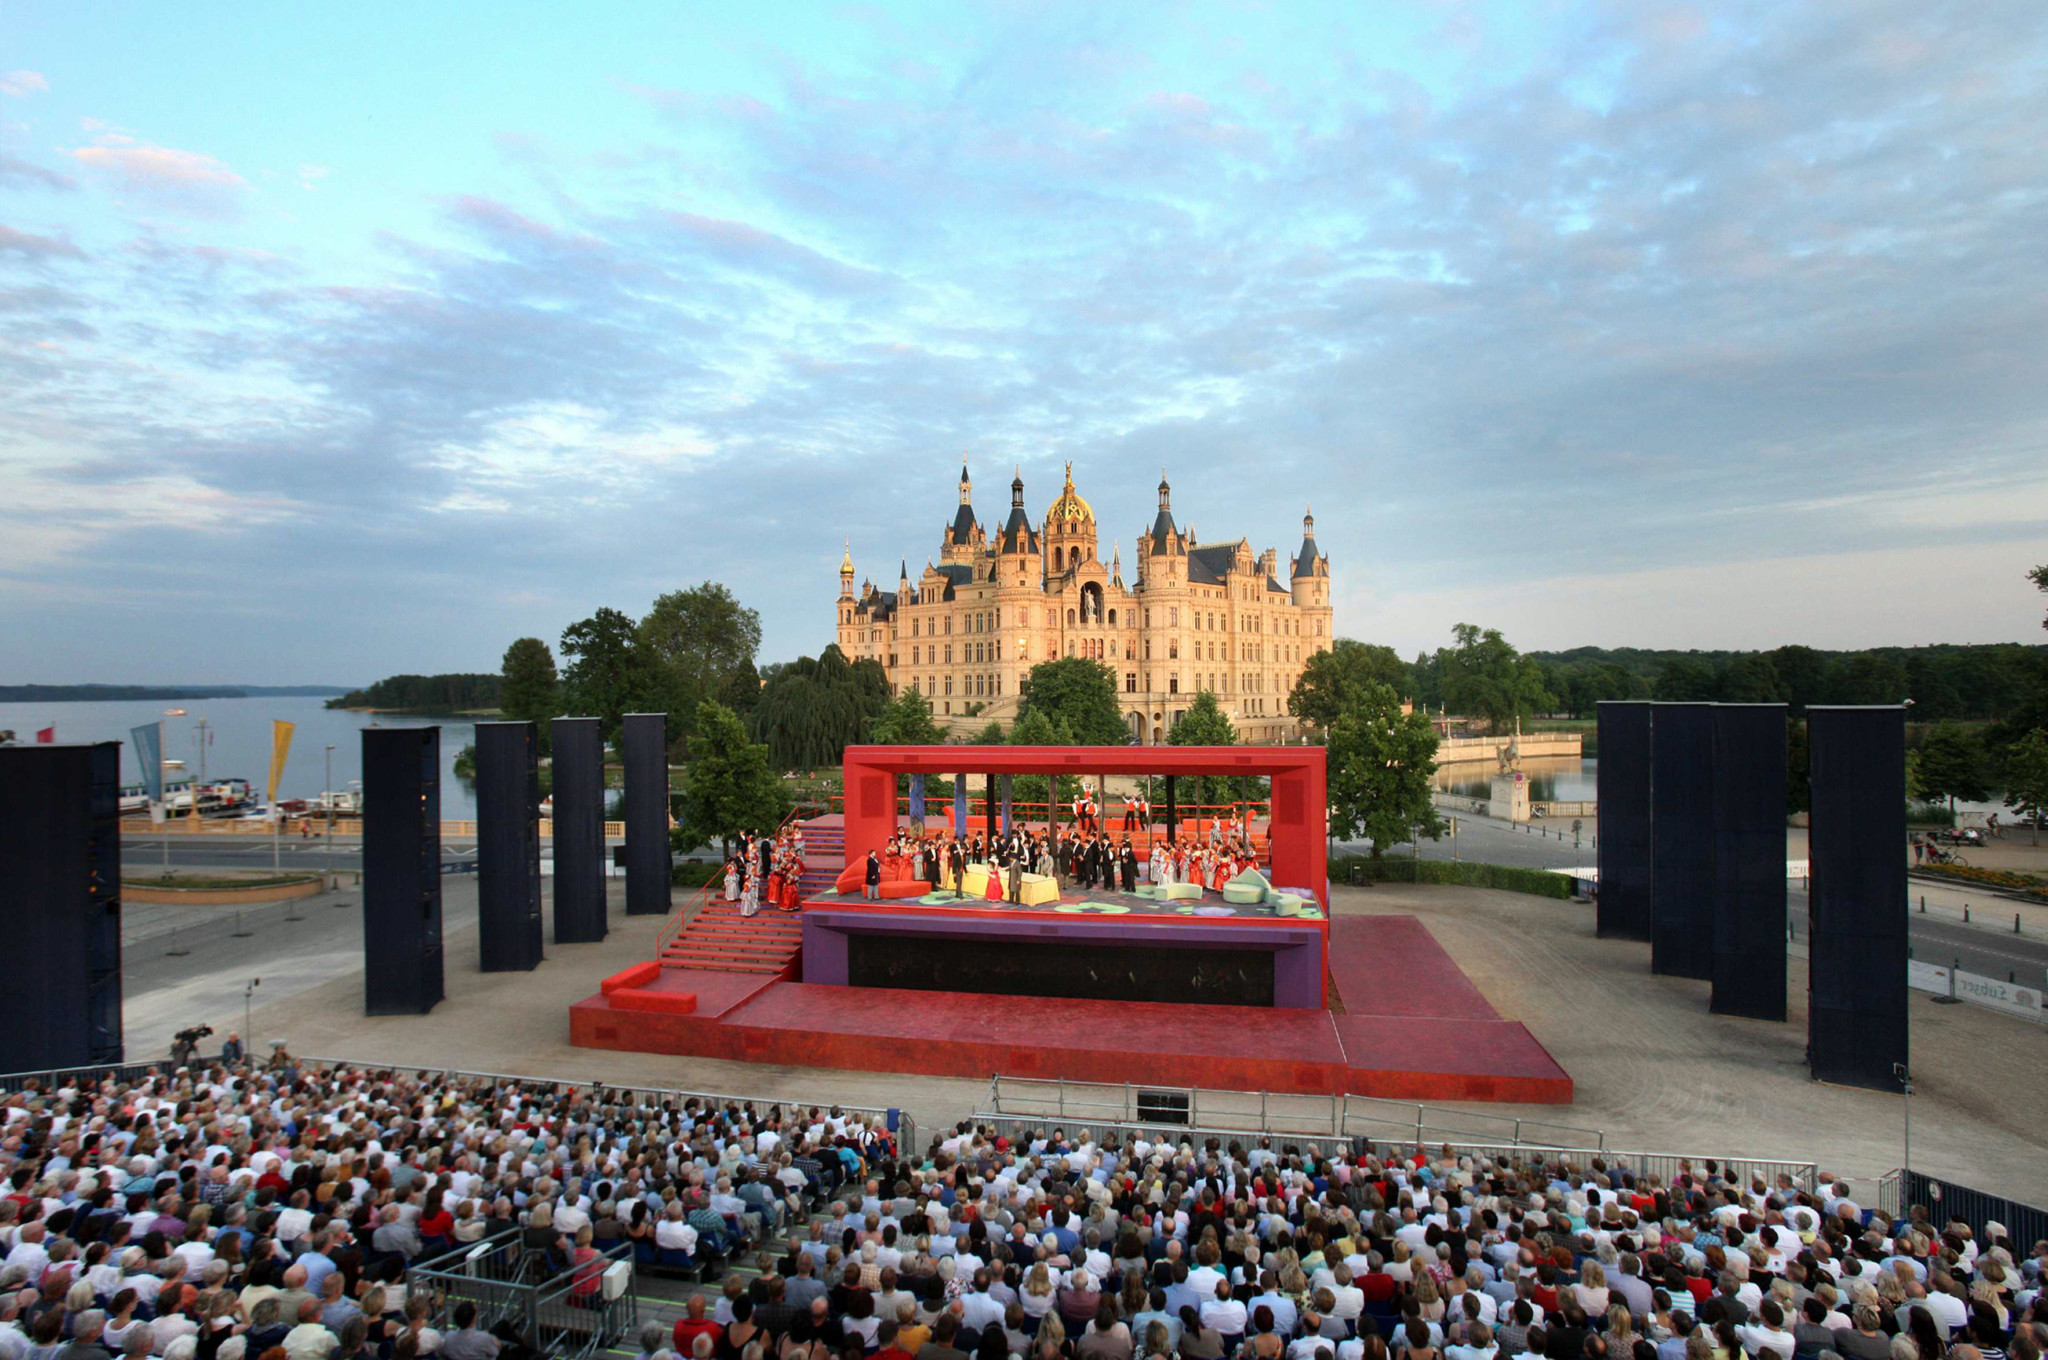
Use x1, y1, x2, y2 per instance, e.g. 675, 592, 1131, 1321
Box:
1877, 1169, 2048, 1247
408, 1228, 636, 1360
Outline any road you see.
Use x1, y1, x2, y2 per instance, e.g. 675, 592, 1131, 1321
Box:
1334, 810, 2048, 989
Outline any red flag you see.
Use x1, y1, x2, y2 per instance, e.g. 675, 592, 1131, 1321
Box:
35, 726, 55, 743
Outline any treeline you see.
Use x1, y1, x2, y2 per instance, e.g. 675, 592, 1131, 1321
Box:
1523, 643, 2047, 722
326, 674, 501, 711
2, 684, 346, 702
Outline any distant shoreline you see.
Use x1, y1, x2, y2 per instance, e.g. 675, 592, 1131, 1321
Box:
324, 706, 502, 718
0, 685, 349, 703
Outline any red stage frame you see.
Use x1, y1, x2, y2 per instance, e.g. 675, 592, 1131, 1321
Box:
839, 743, 1327, 909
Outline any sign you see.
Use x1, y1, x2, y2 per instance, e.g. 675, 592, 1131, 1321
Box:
1908, 960, 2045, 1022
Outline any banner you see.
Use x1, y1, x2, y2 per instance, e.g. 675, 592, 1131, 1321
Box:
131, 722, 165, 802
36, 725, 54, 743
1909, 960, 2045, 1022
268, 719, 295, 804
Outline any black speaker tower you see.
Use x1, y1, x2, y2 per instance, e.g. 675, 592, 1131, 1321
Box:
361, 727, 444, 1015
0, 742, 123, 1070
1595, 702, 1653, 940
1650, 702, 1716, 979
474, 721, 543, 971
1711, 705, 1788, 1019
622, 713, 670, 916
1807, 706, 1908, 1091
551, 717, 607, 943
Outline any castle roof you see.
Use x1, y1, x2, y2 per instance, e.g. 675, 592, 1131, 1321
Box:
1046, 463, 1094, 526
1292, 507, 1322, 577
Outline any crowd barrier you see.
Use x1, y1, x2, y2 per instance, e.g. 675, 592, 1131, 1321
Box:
1877, 1169, 2048, 1249
1907, 960, 2046, 1023
409, 1226, 635, 1360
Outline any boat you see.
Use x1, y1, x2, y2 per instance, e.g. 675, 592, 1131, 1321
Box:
306, 782, 363, 815
163, 708, 187, 716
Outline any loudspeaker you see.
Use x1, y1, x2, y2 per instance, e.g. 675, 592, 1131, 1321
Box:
1807, 706, 1908, 1091
1595, 702, 1653, 940
0, 743, 123, 1070
362, 727, 443, 1016
1712, 705, 1788, 1020
1650, 703, 1716, 979
621, 713, 670, 917
551, 717, 607, 943
474, 721, 543, 971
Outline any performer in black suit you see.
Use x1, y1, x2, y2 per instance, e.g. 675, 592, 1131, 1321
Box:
1120, 840, 1138, 893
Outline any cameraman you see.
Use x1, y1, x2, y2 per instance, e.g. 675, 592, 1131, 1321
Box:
221, 1032, 245, 1064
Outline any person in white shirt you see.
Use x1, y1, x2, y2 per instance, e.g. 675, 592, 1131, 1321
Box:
1445, 1324, 1499, 1360
1736, 1300, 1796, 1360
654, 1204, 698, 1255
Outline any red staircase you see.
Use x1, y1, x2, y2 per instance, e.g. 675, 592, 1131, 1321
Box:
653, 814, 845, 976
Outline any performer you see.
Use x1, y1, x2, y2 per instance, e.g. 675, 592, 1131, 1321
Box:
862, 848, 881, 901
1007, 856, 1024, 904
984, 857, 1004, 904
781, 849, 804, 912
1122, 794, 1138, 833
723, 856, 740, 903
1120, 840, 1138, 893
740, 866, 760, 918
949, 839, 967, 900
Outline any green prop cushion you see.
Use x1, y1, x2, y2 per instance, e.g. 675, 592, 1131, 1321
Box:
1227, 867, 1274, 898
1162, 881, 1204, 901
1220, 883, 1266, 905
1274, 893, 1305, 916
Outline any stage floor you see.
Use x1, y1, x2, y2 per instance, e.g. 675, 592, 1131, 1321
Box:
803, 881, 1326, 922
569, 914, 1572, 1103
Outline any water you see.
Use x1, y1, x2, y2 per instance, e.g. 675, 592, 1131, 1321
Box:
0, 695, 481, 816
1435, 756, 1597, 803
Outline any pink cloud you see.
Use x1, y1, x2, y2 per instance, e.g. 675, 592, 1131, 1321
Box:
0, 224, 85, 260
70, 133, 249, 216
0, 70, 49, 98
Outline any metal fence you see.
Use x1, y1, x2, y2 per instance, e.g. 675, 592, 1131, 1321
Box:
1877, 1169, 2048, 1248
983, 1075, 1606, 1152
976, 1076, 1818, 1193
409, 1228, 636, 1360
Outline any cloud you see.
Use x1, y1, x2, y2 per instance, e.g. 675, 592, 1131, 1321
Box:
0, 70, 49, 98
0, 224, 85, 260
69, 133, 249, 216
0, 155, 77, 191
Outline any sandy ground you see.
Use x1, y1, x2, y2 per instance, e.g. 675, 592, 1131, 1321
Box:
156, 879, 2048, 1207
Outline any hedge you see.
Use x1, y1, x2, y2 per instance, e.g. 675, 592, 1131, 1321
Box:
1330, 856, 1573, 899
669, 860, 730, 888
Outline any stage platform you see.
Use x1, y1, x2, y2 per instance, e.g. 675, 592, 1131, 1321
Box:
569, 913, 1571, 1103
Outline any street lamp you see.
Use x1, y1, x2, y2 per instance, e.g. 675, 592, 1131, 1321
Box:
1895, 1060, 1912, 1183
244, 978, 260, 1054
323, 744, 337, 888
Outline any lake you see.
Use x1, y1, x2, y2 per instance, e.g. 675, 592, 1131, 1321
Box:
0, 695, 483, 816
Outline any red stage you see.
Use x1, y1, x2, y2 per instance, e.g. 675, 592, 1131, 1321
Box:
569, 746, 1571, 1105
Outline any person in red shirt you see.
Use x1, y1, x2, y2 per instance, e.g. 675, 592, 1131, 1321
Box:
673, 1294, 724, 1356
872, 1317, 916, 1360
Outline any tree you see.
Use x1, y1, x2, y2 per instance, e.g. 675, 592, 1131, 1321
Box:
749, 646, 893, 771
1767, 645, 1834, 712
871, 686, 945, 746
1917, 721, 1991, 813
2033, 564, 2047, 631
499, 637, 560, 736
673, 700, 789, 858
1019, 658, 1127, 745
1438, 624, 1553, 731
1834, 653, 1909, 706
1168, 689, 1238, 746
1786, 719, 1810, 816
2001, 727, 2048, 845
1289, 640, 1411, 731
969, 720, 1007, 745
1720, 654, 1786, 704
1326, 682, 1444, 859
1007, 707, 1077, 812
639, 583, 764, 734
1654, 656, 1721, 702
559, 607, 654, 745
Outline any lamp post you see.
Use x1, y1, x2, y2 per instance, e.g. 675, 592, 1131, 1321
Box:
324, 744, 335, 889
244, 977, 260, 1052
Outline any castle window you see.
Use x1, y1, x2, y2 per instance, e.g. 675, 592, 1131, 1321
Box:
1144, 609, 1151, 627
945, 676, 953, 695
994, 609, 1000, 628
1107, 608, 1117, 626
1144, 640, 1152, 660
995, 640, 1001, 661
1125, 640, 1135, 660
1066, 609, 1076, 626
945, 616, 952, 634
1066, 640, 1074, 657
1169, 607, 1178, 627
1126, 673, 1137, 693
1169, 674, 1179, 695
1169, 640, 1179, 660
944, 645, 952, 664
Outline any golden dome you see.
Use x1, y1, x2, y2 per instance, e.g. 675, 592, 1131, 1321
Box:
839, 539, 854, 574
1045, 463, 1094, 525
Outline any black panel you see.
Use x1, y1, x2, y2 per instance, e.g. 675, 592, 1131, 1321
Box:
1808, 706, 1908, 1091
362, 727, 443, 1016
1712, 705, 1788, 1019
0, 744, 123, 1070
845, 932, 1275, 1005
621, 714, 670, 916
1650, 703, 1716, 979
474, 721, 543, 972
1164, 774, 1178, 844
551, 717, 607, 943
1596, 702, 1653, 940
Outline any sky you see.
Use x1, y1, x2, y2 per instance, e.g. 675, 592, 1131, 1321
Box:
3, 1, 2045, 685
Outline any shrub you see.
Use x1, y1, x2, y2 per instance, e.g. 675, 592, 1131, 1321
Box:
1330, 856, 1573, 899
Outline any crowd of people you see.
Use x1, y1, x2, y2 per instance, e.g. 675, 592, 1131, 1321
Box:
13, 1064, 2042, 1360
725, 828, 808, 918
860, 814, 1270, 906
0, 1059, 893, 1359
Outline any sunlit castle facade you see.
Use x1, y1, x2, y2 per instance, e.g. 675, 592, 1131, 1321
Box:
836, 463, 1333, 744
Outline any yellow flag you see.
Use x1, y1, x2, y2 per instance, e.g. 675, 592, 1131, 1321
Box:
269, 719, 295, 804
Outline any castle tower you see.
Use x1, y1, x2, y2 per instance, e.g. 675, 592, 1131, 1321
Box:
1043, 462, 1097, 575
1145, 471, 1183, 560
835, 541, 856, 652
1290, 506, 1329, 608
997, 467, 1040, 583
941, 460, 983, 565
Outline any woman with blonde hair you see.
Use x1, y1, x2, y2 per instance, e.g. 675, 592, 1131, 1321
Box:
1572, 1261, 1610, 1317
1415, 1273, 1445, 1324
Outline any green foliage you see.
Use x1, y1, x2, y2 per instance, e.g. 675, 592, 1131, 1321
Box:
327, 673, 500, 712
670, 860, 731, 889
1006, 706, 1079, 808
1019, 657, 1127, 744
870, 686, 945, 746
673, 699, 790, 857
1289, 640, 1412, 730
1437, 624, 1553, 731
2032, 564, 2047, 630
970, 720, 1006, 744
1917, 721, 1991, 810
749, 646, 893, 771
2003, 728, 2048, 843
639, 582, 764, 723
1787, 719, 1810, 815
1331, 856, 1571, 899
1167, 689, 1237, 746
499, 637, 560, 741
560, 607, 654, 746
1326, 681, 1444, 859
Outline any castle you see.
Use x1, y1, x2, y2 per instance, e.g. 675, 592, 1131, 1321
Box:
836, 464, 1332, 743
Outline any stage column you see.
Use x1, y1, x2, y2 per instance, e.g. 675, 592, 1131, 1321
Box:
1164, 775, 1178, 843
842, 755, 895, 866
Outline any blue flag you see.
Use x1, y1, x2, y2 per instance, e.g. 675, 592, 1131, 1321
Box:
131, 722, 164, 802
908, 773, 926, 821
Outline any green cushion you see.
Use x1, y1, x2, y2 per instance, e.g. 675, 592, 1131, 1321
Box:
1274, 893, 1305, 916
1133, 884, 1163, 899
1220, 883, 1266, 905
1228, 867, 1273, 895
1162, 881, 1204, 900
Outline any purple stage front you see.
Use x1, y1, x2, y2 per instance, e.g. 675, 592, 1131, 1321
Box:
801, 906, 1326, 1009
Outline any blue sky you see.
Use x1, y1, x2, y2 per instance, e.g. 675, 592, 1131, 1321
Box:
3, 1, 2045, 684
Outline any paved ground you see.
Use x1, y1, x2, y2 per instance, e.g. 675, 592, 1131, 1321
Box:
116, 872, 2048, 1208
